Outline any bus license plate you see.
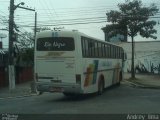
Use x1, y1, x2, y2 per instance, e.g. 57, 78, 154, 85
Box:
50, 87, 63, 92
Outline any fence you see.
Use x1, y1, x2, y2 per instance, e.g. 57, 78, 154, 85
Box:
0, 66, 33, 88
0, 67, 6, 87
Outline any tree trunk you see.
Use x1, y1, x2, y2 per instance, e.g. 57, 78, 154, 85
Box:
131, 36, 135, 79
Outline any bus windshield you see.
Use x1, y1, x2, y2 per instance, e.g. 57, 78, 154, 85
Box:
37, 37, 75, 51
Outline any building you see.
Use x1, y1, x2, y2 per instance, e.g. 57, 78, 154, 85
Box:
102, 24, 128, 43
119, 41, 160, 74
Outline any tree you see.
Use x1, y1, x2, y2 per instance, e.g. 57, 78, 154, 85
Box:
18, 48, 34, 66
17, 27, 52, 49
13, 31, 34, 66
16, 27, 52, 65
17, 31, 34, 49
106, 0, 159, 79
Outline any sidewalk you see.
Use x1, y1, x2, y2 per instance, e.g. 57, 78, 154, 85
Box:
0, 81, 37, 99
124, 73, 160, 89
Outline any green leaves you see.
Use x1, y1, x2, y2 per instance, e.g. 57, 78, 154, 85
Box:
106, 10, 121, 23
106, 0, 159, 40
139, 21, 157, 39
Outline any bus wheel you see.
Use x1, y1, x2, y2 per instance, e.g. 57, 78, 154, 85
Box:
119, 71, 122, 81
98, 80, 104, 95
117, 71, 122, 86
38, 91, 43, 95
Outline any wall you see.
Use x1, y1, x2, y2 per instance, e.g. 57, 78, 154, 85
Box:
0, 67, 33, 88
119, 41, 160, 74
0, 67, 6, 87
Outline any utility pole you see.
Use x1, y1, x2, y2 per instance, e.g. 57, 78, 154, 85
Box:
34, 12, 37, 39
131, 36, 135, 79
8, 0, 35, 90
31, 11, 37, 93
8, 0, 15, 90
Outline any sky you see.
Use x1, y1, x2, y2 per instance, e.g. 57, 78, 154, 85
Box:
0, 0, 160, 48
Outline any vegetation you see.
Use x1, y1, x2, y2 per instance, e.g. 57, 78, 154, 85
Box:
106, 0, 159, 78
15, 27, 53, 65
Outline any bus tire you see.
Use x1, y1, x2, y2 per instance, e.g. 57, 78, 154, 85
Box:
117, 71, 122, 86
98, 80, 104, 95
38, 91, 43, 95
119, 71, 122, 81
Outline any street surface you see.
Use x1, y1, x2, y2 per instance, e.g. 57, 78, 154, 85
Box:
0, 82, 160, 114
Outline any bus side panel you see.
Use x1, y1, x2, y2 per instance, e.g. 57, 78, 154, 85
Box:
81, 58, 98, 94
81, 58, 122, 94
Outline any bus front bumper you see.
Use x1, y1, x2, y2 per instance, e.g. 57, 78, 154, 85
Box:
36, 82, 82, 94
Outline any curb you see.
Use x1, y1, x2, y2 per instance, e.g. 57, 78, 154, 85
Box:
124, 80, 160, 89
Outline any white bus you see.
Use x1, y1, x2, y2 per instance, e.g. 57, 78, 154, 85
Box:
35, 30, 125, 96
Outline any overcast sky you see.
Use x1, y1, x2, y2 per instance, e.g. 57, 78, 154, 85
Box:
0, 0, 160, 48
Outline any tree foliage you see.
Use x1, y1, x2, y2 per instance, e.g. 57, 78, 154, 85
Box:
17, 31, 34, 49
18, 48, 34, 66
102, 24, 127, 41
13, 31, 34, 66
15, 27, 52, 65
106, 0, 159, 78
106, 0, 159, 39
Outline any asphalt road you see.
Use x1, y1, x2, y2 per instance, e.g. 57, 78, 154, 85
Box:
0, 82, 160, 115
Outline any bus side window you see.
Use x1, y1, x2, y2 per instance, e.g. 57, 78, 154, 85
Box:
88, 40, 94, 57
108, 45, 110, 58
114, 46, 116, 59
115, 46, 117, 59
85, 39, 89, 57
105, 44, 108, 58
98, 42, 102, 57
102, 44, 106, 57
91, 41, 95, 57
95, 42, 98, 57
81, 38, 85, 57
116, 47, 118, 59
119, 48, 121, 59
110, 45, 112, 58
117, 47, 119, 59
101, 43, 105, 58
120, 48, 122, 59
88, 40, 91, 57
112, 45, 114, 59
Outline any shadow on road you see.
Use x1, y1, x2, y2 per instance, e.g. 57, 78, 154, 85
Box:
48, 84, 120, 102
52, 93, 97, 102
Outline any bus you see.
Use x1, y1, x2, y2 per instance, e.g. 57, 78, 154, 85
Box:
34, 30, 125, 96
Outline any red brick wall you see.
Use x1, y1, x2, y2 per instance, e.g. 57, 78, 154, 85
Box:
18, 67, 33, 83
0, 67, 33, 87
